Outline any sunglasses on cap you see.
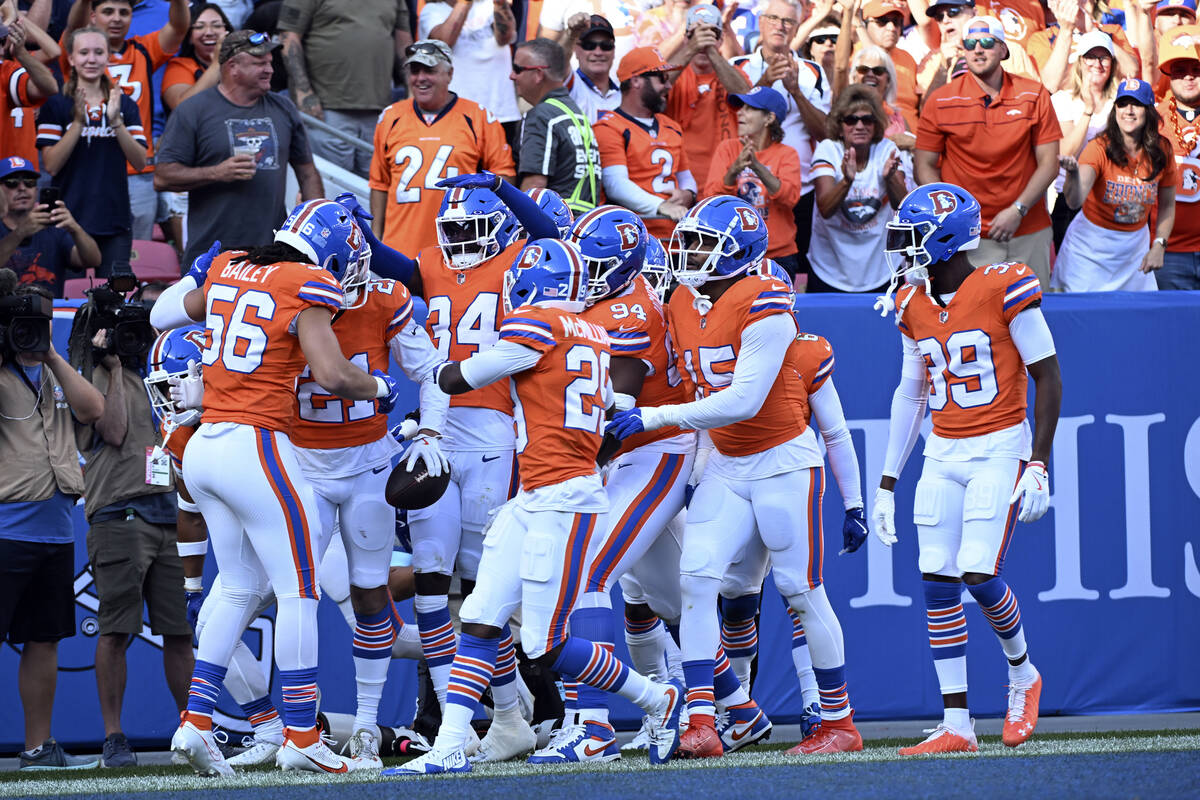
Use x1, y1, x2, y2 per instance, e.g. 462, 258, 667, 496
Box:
809, 33, 838, 45
930, 6, 966, 22
406, 41, 450, 59
856, 65, 888, 76
512, 62, 550, 74
842, 113, 875, 126
2, 176, 37, 189
578, 38, 615, 51
963, 36, 999, 50
245, 31, 268, 45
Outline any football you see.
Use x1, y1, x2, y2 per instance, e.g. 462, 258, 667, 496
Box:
385, 460, 451, 510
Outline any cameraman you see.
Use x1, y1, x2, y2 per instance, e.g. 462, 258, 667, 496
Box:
0, 157, 101, 297
0, 271, 104, 770
70, 281, 193, 768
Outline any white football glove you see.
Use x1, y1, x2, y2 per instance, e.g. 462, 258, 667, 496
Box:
872, 487, 898, 546
168, 361, 203, 411
689, 441, 713, 490
1009, 461, 1050, 523
404, 432, 449, 477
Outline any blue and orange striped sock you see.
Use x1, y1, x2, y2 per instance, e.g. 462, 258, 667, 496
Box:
785, 606, 820, 708
813, 664, 851, 721
440, 633, 498, 749
490, 624, 521, 713
279, 667, 319, 731
352, 606, 396, 732
719, 593, 759, 689
554, 635, 659, 711
623, 613, 664, 678
241, 695, 282, 740
569, 605, 613, 725
185, 660, 226, 726
414, 594, 456, 707
967, 576, 1031, 673
682, 658, 716, 723
923, 579, 968, 696
713, 646, 752, 708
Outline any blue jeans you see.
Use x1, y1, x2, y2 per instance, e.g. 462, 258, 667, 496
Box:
1157, 251, 1200, 290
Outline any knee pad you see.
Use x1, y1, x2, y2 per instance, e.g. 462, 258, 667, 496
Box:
772, 570, 808, 598
956, 541, 993, 575
917, 543, 953, 576
679, 545, 716, 579
913, 478, 945, 527
519, 532, 556, 584
963, 476, 1004, 522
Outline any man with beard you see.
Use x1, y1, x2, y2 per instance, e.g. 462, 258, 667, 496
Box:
594, 46, 695, 241
1156, 25, 1200, 289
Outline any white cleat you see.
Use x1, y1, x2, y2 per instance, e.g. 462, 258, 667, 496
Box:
471, 715, 538, 763
621, 716, 653, 751
226, 737, 283, 768
462, 725, 481, 757
381, 746, 470, 776
346, 728, 384, 771
644, 680, 685, 765
391, 625, 424, 661
171, 717, 233, 777
275, 733, 351, 774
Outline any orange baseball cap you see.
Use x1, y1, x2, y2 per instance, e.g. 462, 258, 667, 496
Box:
863, 0, 910, 20
1158, 24, 1200, 75
617, 46, 682, 83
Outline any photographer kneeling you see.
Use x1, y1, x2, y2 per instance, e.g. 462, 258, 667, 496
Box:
0, 269, 104, 770
67, 272, 193, 768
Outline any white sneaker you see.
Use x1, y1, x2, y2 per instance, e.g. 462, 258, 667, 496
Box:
381, 746, 470, 776
391, 625, 424, 661
346, 728, 383, 770
170, 750, 189, 766
621, 716, 653, 751
171, 717, 233, 777
462, 725, 481, 757
227, 737, 283, 768
527, 720, 619, 764
275, 732, 351, 774
471, 713, 538, 763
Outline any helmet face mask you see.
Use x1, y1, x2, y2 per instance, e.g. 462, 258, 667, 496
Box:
436, 189, 519, 271
143, 326, 205, 429
641, 236, 671, 300
569, 206, 647, 305
505, 239, 588, 314
884, 218, 937, 286
668, 197, 767, 288
275, 200, 370, 309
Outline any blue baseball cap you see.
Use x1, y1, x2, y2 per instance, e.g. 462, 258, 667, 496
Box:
1115, 77, 1155, 106
729, 86, 788, 122
0, 156, 38, 179
1157, 0, 1198, 17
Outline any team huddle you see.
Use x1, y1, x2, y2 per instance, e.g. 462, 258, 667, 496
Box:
142, 169, 1062, 777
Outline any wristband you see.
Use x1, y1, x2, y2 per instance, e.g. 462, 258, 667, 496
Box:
1026, 461, 1046, 471
375, 375, 391, 398
183, 576, 203, 593
177, 538, 209, 558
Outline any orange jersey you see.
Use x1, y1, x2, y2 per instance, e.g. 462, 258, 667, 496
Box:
0, 60, 45, 163
667, 274, 813, 458
162, 56, 203, 102
704, 139, 801, 258
417, 243, 525, 416
200, 251, 344, 432
1157, 93, 1200, 252
593, 109, 690, 240
667, 65, 739, 190
896, 263, 1042, 440
792, 330, 837, 401
498, 306, 611, 492
290, 279, 414, 449
1079, 135, 1176, 231
583, 275, 689, 454
369, 97, 515, 255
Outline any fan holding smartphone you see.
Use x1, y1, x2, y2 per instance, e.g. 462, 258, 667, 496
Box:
0, 157, 101, 296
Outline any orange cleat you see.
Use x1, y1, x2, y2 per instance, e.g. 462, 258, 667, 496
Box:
785, 712, 863, 755
898, 724, 979, 755
675, 719, 724, 759
1002, 674, 1042, 747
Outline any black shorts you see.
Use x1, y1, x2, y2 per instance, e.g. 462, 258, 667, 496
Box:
0, 539, 76, 644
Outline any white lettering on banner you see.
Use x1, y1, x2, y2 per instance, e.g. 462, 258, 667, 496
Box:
1039, 415, 1101, 602
1107, 414, 1171, 599
848, 419, 912, 608
1184, 417, 1200, 599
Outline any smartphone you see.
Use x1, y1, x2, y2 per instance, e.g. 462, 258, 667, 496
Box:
38, 187, 60, 208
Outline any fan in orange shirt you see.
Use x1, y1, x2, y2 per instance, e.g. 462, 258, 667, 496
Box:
369, 40, 515, 258
0, 20, 59, 164
161, 5, 231, 112
857, 0, 922, 131
704, 87, 802, 267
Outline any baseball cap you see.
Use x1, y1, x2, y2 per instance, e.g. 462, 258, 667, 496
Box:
963, 16, 1005, 42
1115, 77, 1155, 106
1157, 0, 1198, 17
729, 86, 788, 121
617, 46, 681, 83
1158, 24, 1200, 74
0, 156, 37, 180
1075, 30, 1115, 58
927, 0, 974, 13
863, 0, 910, 20
218, 30, 279, 65
405, 39, 453, 69
581, 14, 614, 40
686, 3, 721, 29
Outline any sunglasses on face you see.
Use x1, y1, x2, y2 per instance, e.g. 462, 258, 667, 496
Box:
843, 113, 875, 126
1170, 62, 1200, 78
512, 62, 550, 74
2, 177, 37, 188
810, 34, 838, 45
578, 38, 615, 51
856, 65, 888, 76
963, 36, 999, 50
930, 6, 966, 22
870, 14, 904, 27
640, 71, 667, 83
1081, 51, 1112, 63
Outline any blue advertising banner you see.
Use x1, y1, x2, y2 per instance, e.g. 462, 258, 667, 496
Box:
2, 291, 1198, 750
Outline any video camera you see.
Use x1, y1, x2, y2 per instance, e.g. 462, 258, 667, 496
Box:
0, 292, 53, 359
84, 262, 155, 362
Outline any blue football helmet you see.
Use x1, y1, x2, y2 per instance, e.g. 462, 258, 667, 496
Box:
642, 235, 671, 300
669, 196, 768, 287
436, 187, 521, 270
503, 238, 588, 314
526, 187, 574, 238
752, 258, 795, 306
569, 205, 647, 305
144, 325, 207, 428
275, 199, 371, 308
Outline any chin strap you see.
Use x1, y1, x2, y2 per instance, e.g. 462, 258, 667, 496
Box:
689, 286, 713, 315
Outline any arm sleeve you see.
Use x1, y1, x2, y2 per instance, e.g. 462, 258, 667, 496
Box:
389, 318, 450, 433
881, 336, 929, 479
1009, 306, 1057, 365
496, 178, 558, 239
459, 339, 544, 388
676, 169, 697, 195
602, 165, 664, 216
808, 377, 863, 509
149, 274, 200, 329
363, 227, 418, 282
641, 313, 796, 431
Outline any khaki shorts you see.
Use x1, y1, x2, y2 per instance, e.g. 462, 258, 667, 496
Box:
87, 516, 190, 637
968, 226, 1053, 289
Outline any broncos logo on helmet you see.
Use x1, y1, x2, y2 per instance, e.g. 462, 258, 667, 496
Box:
569, 205, 648, 305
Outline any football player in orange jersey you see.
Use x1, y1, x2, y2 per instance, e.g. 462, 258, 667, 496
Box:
339, 175, 559, 761
149, 200, 398, 776
386, 239, 684, 777
874, 183, 1062, 755
607, 196, 864, 758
